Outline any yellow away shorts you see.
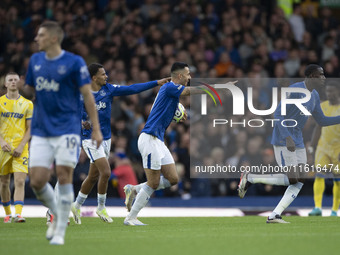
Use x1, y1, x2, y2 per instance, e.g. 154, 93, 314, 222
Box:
315, 146, 340, 175
0, 149, 29, 175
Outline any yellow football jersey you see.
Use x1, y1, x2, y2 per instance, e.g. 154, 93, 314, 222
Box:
317, 101, 340, 148
0, 95, 33, 148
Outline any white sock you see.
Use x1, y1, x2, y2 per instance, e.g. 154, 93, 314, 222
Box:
157, 176, 171, 190
128, 184, 154, 220
248, 174, 290, 186
54, 182, 59, 200
75, 191, 88, 210
55, 184, 74, 238
33, 183, 58, 216
134, 176, 171, 193
134, 183, 143, 193
270, 182, 304, 219
97, 193, 106, 210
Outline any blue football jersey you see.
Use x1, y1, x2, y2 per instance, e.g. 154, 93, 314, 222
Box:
25, 50, 90, 137
142, 81, 185, 141
271, 81, 340, 148
81, 81, 158, 140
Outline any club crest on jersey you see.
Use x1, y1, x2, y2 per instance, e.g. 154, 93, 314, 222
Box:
96, 101, 106, 110
100, 90, 106, 96
34, 65, 41, 71
58, 65, 67, 75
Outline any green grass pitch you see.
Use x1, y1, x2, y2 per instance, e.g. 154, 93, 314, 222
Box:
0, 217, 338, 255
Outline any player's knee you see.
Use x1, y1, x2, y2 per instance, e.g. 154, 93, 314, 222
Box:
0, 178, 10, 187
169, 176, 179, 186
297, 178, 305, 184
29, 179, 44, 190
15, 178, 26, 188
289, 177, 299, 184
148, 181, 160, 190
100, 170, 111, 181
89, 176, 98, 184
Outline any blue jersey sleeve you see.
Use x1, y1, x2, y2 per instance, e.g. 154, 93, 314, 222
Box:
25, 56, 35, 87
312, 94, 340, 126
74, 57, 91, 88
108, 81, 158, 96
165, 82, 185, 98
274, 104, 291, 139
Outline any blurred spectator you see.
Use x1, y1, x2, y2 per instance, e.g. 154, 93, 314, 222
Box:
288, 4, 305, 43
111, 152, 138, 198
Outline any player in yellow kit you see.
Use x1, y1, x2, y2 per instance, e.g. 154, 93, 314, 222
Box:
308, 81, 340, 216
0, 72, 33, 223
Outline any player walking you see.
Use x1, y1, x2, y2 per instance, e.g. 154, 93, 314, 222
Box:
24, 21, 102, 245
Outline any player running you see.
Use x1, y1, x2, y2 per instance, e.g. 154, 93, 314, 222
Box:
23, 21, 102, 245
70, 63, 170, 224
0, 72, 33, 223
238, 64, 340, 223
123, 62, 237, 225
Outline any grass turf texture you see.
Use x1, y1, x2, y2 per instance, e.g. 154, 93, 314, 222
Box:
0, 217, 338, 255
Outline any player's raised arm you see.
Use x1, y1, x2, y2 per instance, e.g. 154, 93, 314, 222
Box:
80, 84, 103, 148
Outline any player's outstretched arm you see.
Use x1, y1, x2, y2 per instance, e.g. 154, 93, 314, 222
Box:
180, 81, 238, 96
113, 77, 171, 97
157, 77, 171, 86
13, 119, 31, 157
80, 84, 103, 148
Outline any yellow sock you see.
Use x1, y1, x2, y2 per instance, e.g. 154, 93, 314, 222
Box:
14, 204, 23, 216
313, 177, 325, 209
2, 201, 11, 216
332, 181, 340, 212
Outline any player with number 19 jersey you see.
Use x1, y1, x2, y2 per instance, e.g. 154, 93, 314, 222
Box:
25, 50, 90, 137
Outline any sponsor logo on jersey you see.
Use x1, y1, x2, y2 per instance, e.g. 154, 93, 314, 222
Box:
96, 101, 106, 110
34, 65, 41, 71
1, 112, 24, 119
35, 77, 60, 92
58, 65, 67, 75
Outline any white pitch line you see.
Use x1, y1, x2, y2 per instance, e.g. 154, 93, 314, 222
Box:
0, 205, 245, 217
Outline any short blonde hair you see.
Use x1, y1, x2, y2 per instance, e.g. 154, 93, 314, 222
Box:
39, 21, 64, 44
4, 72, 19, 83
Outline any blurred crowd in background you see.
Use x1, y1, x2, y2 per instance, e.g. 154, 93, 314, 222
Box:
0, 0, 339, 199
